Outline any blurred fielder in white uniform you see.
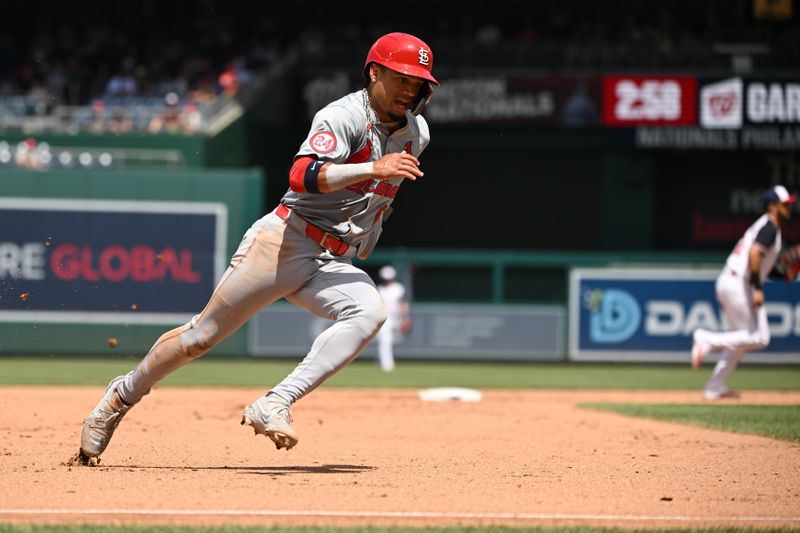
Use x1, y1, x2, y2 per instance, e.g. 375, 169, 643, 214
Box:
691, 185, 796, 400
376, 265, 410, 372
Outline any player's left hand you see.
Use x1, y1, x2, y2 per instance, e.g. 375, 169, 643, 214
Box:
373, 152, 423, 181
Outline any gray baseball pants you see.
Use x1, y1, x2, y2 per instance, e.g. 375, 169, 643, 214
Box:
117, 207, 387, 405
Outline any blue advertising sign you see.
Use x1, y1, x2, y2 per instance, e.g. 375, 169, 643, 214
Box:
0, 198, 227, 324
569, 268, 800, 363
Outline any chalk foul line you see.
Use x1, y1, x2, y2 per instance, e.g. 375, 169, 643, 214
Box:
0, 509, 799, 523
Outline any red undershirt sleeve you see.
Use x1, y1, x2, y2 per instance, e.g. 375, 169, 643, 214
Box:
289, 156, 325, 193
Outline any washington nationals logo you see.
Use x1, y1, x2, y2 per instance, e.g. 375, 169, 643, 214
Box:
418, 47, 430, 66
310, 131, 337, 154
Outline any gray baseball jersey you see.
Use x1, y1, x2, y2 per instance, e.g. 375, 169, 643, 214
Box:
118, 88, 432, 410
282, 88, 430, 259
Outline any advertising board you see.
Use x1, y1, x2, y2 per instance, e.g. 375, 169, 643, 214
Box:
0, 197, 227, 325
569, 268, 800, 362
251, 303, 565, 361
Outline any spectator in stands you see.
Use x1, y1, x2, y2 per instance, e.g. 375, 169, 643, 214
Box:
13, 137, 44, 170
187, 73, 218, 105
218, 68, 239, 97
2, 0, 799, 136
87, 100, 108, 133
218, 58, 251, 97
180, 102, 202, 135
107, 107, 134, 134
105, 58, 138, 97
147, 92, 183, 134
25, 76, 51, 114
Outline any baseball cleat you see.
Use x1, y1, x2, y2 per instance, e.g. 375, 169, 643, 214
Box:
80, 375, 132, 458
691, 330, 711, 370
241, 395, 299, 450
703, 389, 741, 401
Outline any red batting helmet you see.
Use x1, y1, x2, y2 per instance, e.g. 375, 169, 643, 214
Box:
364, 32, 439, 85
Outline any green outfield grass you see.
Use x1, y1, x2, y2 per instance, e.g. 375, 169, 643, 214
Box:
1, 357, 799, 391
583, 403, 800, 442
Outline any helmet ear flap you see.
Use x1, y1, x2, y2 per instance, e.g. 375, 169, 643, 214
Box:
410, 82, 434, 116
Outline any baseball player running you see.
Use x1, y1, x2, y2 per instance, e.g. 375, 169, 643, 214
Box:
691, 185, 796, 400
79, 32, 438, 460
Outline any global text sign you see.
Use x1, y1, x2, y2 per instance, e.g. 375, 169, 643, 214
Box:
0, 198, 227, 324
569, 268, 800, 362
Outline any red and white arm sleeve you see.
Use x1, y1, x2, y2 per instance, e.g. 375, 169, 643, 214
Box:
289, 156, 373, 194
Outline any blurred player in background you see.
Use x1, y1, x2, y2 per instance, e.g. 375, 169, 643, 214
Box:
79, 32, 438, 461
691, 185, 796, 400
376, 265, 411, 372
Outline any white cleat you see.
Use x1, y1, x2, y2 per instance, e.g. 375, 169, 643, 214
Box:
241, 395, 299, 450
691, 330, 711, 370
703, 389, 741, 401
80, 375, 132, 458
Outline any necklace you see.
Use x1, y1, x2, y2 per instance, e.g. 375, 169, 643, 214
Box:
362, 89, 402, 129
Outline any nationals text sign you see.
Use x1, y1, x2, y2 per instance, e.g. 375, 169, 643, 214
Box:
0, 198, 227, 324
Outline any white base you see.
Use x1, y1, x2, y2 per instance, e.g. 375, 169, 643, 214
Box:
417, 387, 483, 402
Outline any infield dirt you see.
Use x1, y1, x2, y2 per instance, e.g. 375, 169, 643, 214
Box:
1, 387, 799, 529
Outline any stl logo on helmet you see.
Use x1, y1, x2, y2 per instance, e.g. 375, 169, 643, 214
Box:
310, 131, 337, 154
417, 47, 430, 66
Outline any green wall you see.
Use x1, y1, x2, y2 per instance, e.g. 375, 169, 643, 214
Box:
1, 113, 248, 168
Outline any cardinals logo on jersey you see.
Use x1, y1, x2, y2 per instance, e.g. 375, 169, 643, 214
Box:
346, 179, 398, 198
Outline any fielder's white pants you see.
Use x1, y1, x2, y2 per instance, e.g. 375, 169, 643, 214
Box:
377, 315, 397, 372
118, 207, 387, 405
698, 271, 770, 395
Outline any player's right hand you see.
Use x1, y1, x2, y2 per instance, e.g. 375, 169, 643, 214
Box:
373, 152, 423, 181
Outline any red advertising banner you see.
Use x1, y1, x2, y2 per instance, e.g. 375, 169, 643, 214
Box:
602, 76, 697, 126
